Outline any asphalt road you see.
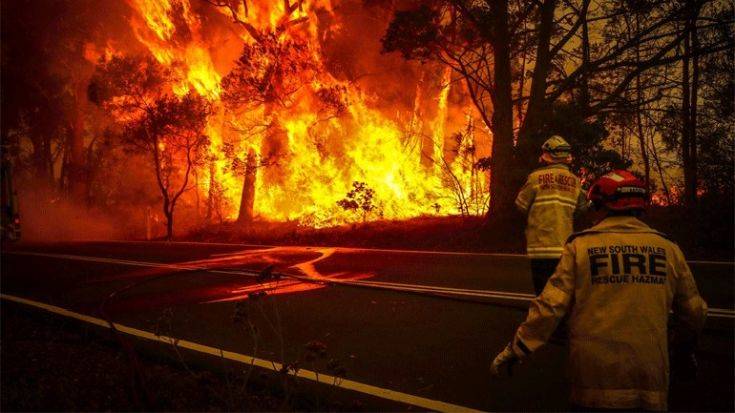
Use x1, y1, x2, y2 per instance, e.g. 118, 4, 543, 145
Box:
1, 241, 733, 411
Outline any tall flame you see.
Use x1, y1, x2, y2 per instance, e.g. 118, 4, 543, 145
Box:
125, 0, 490, 226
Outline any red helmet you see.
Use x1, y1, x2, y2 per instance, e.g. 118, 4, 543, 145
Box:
587, 170, 648, 210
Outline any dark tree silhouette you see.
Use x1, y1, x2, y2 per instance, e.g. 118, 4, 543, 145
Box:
89, 56, 211, 240
382, 0, 732, 219
123, 94, 211, 240
337, 181, 377, 223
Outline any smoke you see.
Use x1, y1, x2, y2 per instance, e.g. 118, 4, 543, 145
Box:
320, 0, 422, 112
17, 185, 123, 242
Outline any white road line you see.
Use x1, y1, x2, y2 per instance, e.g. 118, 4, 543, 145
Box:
687, 260, 735, 266
0, 250, 540, 302
0, 293, 482, 413
72, 239, 530, 258
5, 250, 735, 320
26, 239, 735, 265
320, 279, 735, 319
3, 251, 269, 279
339, 278, 535, 299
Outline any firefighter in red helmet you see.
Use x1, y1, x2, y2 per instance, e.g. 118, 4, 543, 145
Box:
492, 170, 708, 411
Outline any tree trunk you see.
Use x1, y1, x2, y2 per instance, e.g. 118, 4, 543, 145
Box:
486, 0, 516, 220
165, 210, 174, 241
687, 5, 700, 209
162, 196, 174, 241
516, 23, 527, 128
517, 0, 556, 167
634, 15, 651, 190
30, 133, 54, 186
635, 100, 651, 190
650, 134, 672, 205
579, 1, 591, 111
67, 80, 87, 202
206, 161, 216, 223
193, 169, 200, 220
414, 68, 436, 169
237, 148, 257, 224
261, 107, 289, 187
681, 18, 693, 208
59, 139, 69, 191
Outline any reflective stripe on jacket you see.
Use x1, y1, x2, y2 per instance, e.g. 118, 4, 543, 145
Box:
510, 216, 708, 411
515, 163, 586, 258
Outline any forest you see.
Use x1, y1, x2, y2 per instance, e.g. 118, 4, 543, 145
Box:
1, 0, 732, 254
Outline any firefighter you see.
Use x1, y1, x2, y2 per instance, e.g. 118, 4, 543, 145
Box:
515, 135, 587, 295
491, 170, 708, 411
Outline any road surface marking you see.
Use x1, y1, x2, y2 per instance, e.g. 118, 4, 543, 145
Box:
687, 260, 735, 266
0, 293, 482, 413
316, 279, 735, 318
23, 239, 735, 265
5, 251, 735, 319
4, 251, 534, 302
88, 239, 530, 258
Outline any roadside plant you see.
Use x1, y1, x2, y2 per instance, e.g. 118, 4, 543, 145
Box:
337, 181, 377, 222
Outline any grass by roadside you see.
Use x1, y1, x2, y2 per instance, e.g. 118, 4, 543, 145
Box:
1, 302, 376, 412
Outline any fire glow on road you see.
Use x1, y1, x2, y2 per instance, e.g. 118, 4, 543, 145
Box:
5, 247, 372, 304
5, 249, 734, 319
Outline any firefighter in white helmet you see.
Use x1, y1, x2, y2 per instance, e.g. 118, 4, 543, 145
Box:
515, 135, 588, 295
492, 170, 708, 411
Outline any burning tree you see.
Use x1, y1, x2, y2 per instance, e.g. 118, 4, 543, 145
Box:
89, 56, 211, 240
116, 0, 485, 226
220, 34, 320, 224
222, 35, 318, 111
217, 5, 348, 225
0, 0, 731, 256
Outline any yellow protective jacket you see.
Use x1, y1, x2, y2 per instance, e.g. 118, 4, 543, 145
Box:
515, 163, 587, 259
509, 216, 708, 411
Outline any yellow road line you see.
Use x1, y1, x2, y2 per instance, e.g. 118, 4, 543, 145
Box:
0, 293, 483, 413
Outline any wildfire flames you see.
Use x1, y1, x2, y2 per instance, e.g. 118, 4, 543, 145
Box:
108, 0, 491, 227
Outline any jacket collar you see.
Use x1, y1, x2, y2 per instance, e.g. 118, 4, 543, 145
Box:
588, 216, 661, 235
535, 162, 570, 172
